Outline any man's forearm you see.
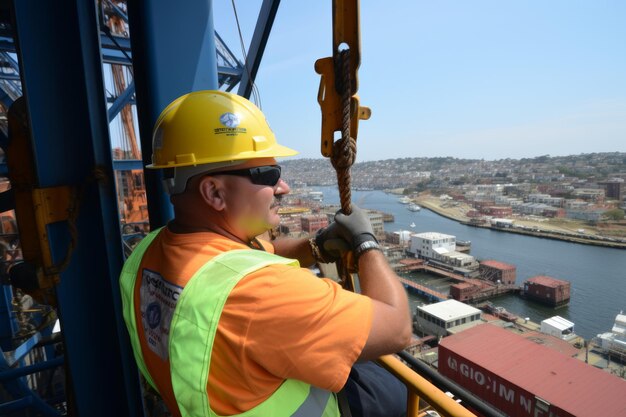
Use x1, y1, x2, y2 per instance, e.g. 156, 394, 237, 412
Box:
358, 250, 409, 312
355, 249, 412, 359
272, 237, 316, 267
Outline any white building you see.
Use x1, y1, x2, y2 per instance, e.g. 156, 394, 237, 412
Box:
393, 230, 413, 245
495, 195, 523, 207
414, 300, 483, 337
527, 193, 564, 207
565, 208, 604, 222
409, 232, 477, 270
490, 218, 514, 228
439, 251, 478, 269
540, 316, 576, 341
367, 211, 385, 241
515, 202, 551, 216
409, 232, 456, 259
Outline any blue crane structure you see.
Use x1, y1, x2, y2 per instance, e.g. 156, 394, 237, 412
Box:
0, 1, 280, 415
0, 1, 502, 417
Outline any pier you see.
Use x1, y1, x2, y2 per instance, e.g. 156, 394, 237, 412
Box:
398, 277, 447, 302
396, 260, 475, 284
395, 259, 519, 303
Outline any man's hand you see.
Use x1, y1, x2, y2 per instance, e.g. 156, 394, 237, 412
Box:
314, 223, 350, 263
334, 205, 378, 249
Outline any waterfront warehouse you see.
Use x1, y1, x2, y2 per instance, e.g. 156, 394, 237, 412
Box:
438, 323, 626, 417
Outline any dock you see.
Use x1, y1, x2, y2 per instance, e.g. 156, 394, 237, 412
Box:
396, 260, 475, 284
398, 277, 447, 302
395, 259, 519, 303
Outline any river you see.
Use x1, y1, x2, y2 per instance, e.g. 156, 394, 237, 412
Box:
315, 186, 626, 340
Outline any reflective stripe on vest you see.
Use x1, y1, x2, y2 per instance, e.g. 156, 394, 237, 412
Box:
120, 227, 163, 391
119, 229, 340, 417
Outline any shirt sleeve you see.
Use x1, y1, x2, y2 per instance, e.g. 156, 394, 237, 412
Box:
236, 265, 373, 392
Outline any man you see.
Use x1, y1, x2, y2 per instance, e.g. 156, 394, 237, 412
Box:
120, 91, 411, 416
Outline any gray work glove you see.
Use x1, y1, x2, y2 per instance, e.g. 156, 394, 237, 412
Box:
315, 222, 350, 262
333, 205, 378, 250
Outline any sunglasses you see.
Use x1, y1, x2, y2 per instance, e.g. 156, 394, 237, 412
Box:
207, 165, 282, 186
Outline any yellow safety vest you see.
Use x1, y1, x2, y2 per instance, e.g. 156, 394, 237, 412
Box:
120, 229, 340, 417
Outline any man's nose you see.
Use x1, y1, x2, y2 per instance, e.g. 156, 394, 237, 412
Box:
275, 178, 290, 195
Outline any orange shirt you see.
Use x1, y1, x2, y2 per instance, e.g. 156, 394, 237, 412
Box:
133, 227, 373, 416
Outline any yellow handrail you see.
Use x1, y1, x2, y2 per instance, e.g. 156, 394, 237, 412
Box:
377, 355, 476, 417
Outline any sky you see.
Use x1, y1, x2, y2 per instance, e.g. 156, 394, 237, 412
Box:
213, 1, 626, 162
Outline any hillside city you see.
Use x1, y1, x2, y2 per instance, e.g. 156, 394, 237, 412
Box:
282, 152, 626, 195
282, 152, 626, 243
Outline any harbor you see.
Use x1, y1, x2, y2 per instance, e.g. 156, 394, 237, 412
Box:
316, 186, 626, 340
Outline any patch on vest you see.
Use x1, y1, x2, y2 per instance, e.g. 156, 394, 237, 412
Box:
140, 268, 182, 360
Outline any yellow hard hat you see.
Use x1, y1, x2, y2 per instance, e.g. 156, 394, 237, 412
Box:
147, 90, 298, 169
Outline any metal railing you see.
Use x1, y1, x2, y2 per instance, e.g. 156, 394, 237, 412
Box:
377, 352, 507, 417
377, 355, 475, 417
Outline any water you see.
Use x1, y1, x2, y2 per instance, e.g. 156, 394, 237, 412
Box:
315, 186, 626, 340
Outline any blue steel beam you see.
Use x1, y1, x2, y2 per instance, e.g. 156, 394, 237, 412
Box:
237, 0, 281, 99
0, 188, 14, 212
0, 285, 18, 352
215, 30, 243, 69
0, 30, 242, 85
108, 80, 135, 121
113, 159, 143, 171
12, 1, 142, 416
0, 355, 63, 381
217, 65, 242, 77
0, 88, 12, 108
107, 96, 136, 105
127, 0, 219, 229
0, 29, 133, 65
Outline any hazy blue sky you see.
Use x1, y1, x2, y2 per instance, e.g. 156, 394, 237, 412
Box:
213, 1, 626, 162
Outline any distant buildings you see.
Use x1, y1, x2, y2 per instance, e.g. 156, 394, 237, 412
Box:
599, 179, 625, 201
300, 215, 328, 235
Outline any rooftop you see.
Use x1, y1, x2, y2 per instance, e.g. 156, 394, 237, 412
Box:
480, 260, 516, 271
412, 232, 456, 241
542, 315, 575, 331
526, 275, 570, 287
439, 323, 626, 417
418, 300, 481, 320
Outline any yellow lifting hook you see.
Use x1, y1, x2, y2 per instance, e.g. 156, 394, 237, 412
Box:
315, 0, 371, 158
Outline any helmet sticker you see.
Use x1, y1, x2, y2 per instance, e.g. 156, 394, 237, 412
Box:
215, 112, 247, 137
219, 112, 240, 128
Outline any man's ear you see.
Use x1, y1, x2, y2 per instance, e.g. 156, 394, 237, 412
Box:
198, 176, 226, 211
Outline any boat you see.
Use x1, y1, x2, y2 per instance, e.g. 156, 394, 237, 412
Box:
481, 302, 518, 322
308, 191, 323, 202
398, 196, 411, 204
407, 203, 421, 212
410, 222, 416, 228
596, 311, 626, 358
